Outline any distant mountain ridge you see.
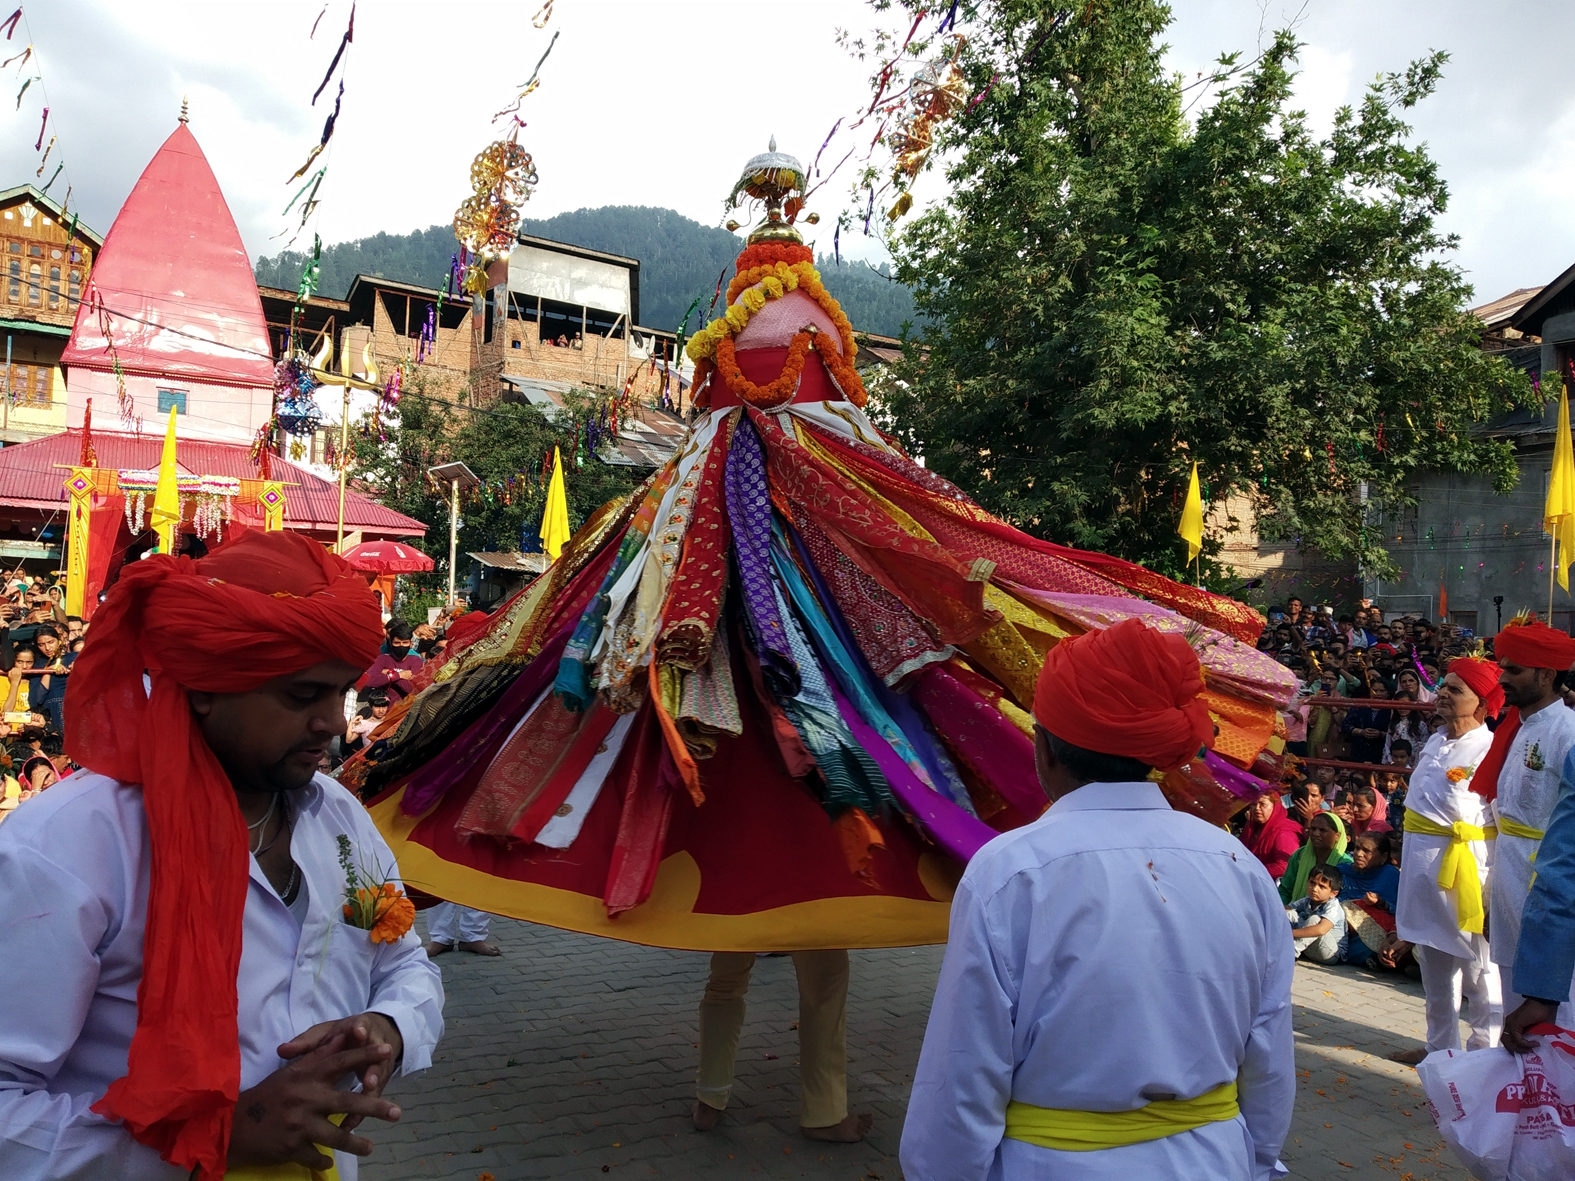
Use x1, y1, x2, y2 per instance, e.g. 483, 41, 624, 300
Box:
254, 205, 919, 337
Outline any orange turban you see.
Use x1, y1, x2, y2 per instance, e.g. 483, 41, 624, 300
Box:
1033, 617, 1212, 771
64, 529, 383, 1179
1445, 656, 1504, 718
1494, 619, 1575, 671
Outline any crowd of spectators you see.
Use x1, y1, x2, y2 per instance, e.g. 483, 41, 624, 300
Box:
0, 568, 489, 820
0, 574, 79, 823
1240, 597, 1530, 980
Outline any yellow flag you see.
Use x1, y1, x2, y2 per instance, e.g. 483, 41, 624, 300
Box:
541, 445, 571, 561
1547, 382, 1575, 591
150, 405, 181, 555
1177, 461, 1204, 564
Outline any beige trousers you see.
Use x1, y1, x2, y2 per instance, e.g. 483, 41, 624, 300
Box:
695, 949, 848, 1128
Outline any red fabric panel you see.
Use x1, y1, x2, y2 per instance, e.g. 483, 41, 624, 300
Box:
83, 490, 128, 620
708, 346, 839, 409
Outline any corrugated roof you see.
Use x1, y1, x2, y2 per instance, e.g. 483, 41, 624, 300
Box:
1472, 286, 1543, 330
0, 429, 426, 536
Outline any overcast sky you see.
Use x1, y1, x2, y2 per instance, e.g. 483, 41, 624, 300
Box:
4, 0, 1571, 306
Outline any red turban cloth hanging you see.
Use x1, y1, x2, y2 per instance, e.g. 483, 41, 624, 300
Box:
63, 528, 384, 1179
1494, 620, 1575, 670
1032, 617, 1213, 771
1445, 656, 1505, 720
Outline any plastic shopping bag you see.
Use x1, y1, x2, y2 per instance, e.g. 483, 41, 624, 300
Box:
1417, 1027, 1575, 1181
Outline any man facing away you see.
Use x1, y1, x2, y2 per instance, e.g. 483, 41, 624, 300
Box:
0, 530, 444, 1179
1484, 619, 1575, 1026
901, 619, 1295, 1181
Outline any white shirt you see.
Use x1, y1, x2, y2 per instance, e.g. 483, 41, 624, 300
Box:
900, 781, 1295, 1181
1395, 725, 1494, 961
0, 771, 445, 1180
1490, 701, 1575, 971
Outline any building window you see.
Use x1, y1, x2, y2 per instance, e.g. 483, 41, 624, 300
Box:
6, 256, 18, 303
48, 265, 60, 309
3, 364, 52, 406
26, 262, 40, 306
156, 389, 188, 415
68, 267, 80, 306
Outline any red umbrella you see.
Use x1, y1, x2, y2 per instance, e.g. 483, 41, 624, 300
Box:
339, 539, 435, 574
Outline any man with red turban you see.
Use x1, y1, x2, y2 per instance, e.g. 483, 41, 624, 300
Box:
0, 530, 444, 1179
901, 618, 1294, 1181
1391, 657, 1504, 1065
1482, 620, 1575, 1033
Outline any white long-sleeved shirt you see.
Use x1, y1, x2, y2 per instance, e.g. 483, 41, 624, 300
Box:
0, 770, 445, 1180
1394, 724, 1495, 961
900, 780, 1295, 1181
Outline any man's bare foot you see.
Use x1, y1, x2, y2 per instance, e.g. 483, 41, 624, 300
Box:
424, 940, 453, 958
692, 1100, 724, 1131
458, 940, 502, 956
1388, 1046, 1428, 1066
800, 1113, 873, 1142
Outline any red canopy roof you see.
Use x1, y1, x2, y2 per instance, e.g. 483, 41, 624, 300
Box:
0, 430, 425, 539
61, 124, 274, 388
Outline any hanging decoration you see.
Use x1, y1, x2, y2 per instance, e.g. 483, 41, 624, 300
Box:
117, 472, 241, 539
884, 37, 967, 220
453, 130, 539, 292
273, 357, 324, 436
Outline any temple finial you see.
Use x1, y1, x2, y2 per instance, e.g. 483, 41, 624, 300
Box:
768, 134, 776, 153
179, 96, 189, 124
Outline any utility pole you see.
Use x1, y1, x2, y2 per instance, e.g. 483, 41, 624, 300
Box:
427, 461, 478, 606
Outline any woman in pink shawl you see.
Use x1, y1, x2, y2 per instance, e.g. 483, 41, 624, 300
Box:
1334, 782, 1391, 837
1239, 792, 1303, 880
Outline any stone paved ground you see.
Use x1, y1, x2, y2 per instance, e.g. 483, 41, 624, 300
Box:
368, 918, 1477, 1181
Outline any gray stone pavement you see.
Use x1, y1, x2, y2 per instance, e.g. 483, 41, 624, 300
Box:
367, 918, 1476, 1180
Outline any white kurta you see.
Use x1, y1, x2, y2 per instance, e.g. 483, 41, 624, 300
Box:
1489, 701, 1575, 974
1395, 725, 1495, 961
900, 781, 1295, 1181
0, 771, 446, 1180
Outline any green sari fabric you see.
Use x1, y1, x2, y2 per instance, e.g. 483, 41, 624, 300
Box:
1278, 813, 1352, 904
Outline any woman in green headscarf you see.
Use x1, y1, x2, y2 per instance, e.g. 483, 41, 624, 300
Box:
1279, 811, 1353, 904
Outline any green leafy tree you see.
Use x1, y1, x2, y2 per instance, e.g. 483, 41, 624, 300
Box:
346, 373, 645, 614
874, 0, 1530, 580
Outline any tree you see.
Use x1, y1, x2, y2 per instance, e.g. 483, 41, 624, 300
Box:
875, 0, 1530, 580
346, 372, 645, 614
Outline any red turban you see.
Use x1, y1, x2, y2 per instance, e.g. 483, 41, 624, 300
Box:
1494, 620, 1575, 670
1033, 617, 1213, 771
64, 529, 383, 1178
1446, 656, 1505, 719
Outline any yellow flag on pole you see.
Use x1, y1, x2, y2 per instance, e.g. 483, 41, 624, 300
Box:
1178, 461, 1204, 564
1547, 381, 1575, 591
541, 445, 571, 561
150, 405, 181, 555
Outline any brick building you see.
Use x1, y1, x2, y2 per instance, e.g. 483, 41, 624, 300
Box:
0, 185, 100, 443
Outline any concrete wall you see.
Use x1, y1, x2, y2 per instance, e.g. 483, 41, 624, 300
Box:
1375, 444, 1560, 633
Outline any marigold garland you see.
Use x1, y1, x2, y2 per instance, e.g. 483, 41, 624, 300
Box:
689, 259, 859, 367
715, 331, 815, 409
707, 329, 869, 410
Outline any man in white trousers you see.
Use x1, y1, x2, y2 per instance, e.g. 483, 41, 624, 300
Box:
901, 619, 1294, 1181
1391, 659, 1504, 1064
425, 903, 501, 957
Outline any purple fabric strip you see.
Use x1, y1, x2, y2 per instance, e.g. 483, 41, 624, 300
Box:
826, 675, 996, 863
724, 414, 798, 697
912, 665, 1046, 819
1204, 750, 1271, 801
401, 622, 575, 815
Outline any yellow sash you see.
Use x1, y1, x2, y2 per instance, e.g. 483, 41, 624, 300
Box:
226, 1115, 344, 1181
1496, 815, 1546, 843
1403, 811, 1487, 933
1004, 1080, 1239, 1152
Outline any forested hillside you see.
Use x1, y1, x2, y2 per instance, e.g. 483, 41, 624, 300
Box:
254, 206, 918, 337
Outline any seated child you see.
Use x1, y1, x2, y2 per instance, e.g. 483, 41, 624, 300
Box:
1286, 866, 1349, 964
